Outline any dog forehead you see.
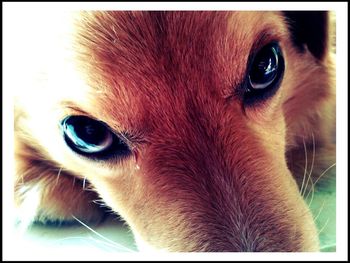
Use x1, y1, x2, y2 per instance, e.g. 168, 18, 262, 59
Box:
72, 11, 285, 128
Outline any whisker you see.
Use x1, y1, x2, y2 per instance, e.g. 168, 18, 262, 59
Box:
87, 236, 133, 252
72, 177, 76, 188
312, 199, 326, 222
305, 162, 336, 202
21, 173, 24, 185
53, 236, 95, 243
55, 167, 63, 186
302, 133, 316, 197
317, 217, 330, 235
53, 236, 128, 252
320, 243, 336, 251
299, 137, 308, 196
305, 175, 315, 206
82, 177, 87, 190
72, 215, 135, 252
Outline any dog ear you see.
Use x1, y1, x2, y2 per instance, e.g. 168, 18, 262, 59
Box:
283, 11, 329, 60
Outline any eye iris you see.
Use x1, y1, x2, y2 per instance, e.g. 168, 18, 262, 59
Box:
62, 116, 113, 154
249, 45, 279, 90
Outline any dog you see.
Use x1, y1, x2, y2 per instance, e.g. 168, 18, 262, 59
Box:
14, 11, 335, 252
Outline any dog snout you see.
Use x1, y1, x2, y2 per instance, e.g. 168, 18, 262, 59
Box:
138, 139, 319, 252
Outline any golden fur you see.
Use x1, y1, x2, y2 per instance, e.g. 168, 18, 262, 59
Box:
14, 11, 335, 251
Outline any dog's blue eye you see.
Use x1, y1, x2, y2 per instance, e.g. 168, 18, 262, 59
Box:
61, 116, 130, 160
244, 42, 284, 105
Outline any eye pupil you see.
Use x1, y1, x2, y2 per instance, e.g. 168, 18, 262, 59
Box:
74, 122, 107, 146
249, 45, 279, 90
85, 125, 96, 136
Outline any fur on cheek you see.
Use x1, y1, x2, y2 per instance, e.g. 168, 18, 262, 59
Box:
14, 138, 107, 226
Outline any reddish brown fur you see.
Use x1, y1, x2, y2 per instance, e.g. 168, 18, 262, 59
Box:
14, 11, 335, 251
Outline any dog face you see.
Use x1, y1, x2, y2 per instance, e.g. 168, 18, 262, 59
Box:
14, 11, 335, 251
